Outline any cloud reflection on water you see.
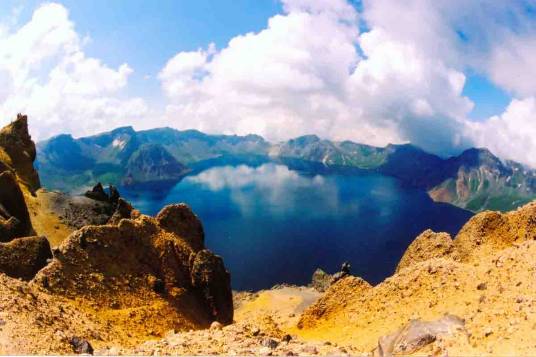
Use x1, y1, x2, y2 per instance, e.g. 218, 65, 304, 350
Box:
186, 163, 344, 217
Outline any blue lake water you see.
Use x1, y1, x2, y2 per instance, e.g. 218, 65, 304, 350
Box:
120, 160, 473, 291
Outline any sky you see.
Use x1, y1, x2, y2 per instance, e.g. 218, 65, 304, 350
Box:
1, 0, 536, 167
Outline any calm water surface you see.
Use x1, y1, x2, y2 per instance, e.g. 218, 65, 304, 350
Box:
120, 161, 472, 290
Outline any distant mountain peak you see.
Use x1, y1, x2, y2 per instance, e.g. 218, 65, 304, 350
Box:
110, 126, 135, 135
36, 125, 536, 212
456, 147, 504, 168
288, 135, 321, 146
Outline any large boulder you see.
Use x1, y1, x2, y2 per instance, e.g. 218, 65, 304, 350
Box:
0, 236, 51, 280
373, 314, 467, 356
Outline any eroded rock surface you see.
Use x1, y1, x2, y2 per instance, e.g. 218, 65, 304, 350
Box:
156, 204, 205, 251
298, 276, 371, 329
34, 203, 233, 329
396, 229, 455, 272
294, 201, 536, 355
311, 268, 331, 292
0, 114, 40, 191
0, 236, 51, 280
0, 115, 235, 354
0, 171, 34, 240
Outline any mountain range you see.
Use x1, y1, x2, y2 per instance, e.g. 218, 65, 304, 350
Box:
36, 126, 536, 212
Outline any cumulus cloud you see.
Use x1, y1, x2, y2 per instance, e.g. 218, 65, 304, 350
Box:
160, 0, 362, 141
354, 0, 536, 166
470, 98, 536, 167
158, 0, 536, 166
488, 35, 536, 97
158, 0, 478, 156
0, 3, 148, 139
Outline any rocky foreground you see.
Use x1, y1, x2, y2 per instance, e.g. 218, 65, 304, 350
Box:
2, 114, 536, 355
0, 116, 233, 354
110, 200, 536, 356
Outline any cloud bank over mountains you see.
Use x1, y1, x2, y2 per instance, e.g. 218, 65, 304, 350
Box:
1, 0, 536, 166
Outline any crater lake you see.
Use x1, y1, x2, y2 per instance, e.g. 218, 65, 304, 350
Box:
120, 159, 473, 291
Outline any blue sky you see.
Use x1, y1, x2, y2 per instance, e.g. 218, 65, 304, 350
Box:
0, 0, 283, 103
1, 0, 536, 166
462, 73, 511, 121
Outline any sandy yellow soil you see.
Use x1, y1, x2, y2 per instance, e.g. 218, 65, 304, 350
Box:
294, 202, 536, 355
25, 189, 73, 247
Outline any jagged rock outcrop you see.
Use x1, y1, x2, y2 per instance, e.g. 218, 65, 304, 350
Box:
84, 182, 109, 202
0, 115, 237, 354
0, 114, 40, 191
190, 249, 233, 324
0, 115, 45, 281
34, 203, 233, 328
395, 202, 536, 273
0, 236, 51, 280
396, 229, 456, 273
107, 198, 137, 225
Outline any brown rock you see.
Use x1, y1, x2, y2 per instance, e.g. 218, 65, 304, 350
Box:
35, 204, 233, 332
84, 183, 109, 202
107, 198, 134, 225
0, 170, 34, 241
191, 249, 233, 325
0, 114, 40, 191
311, 268, 332, 292
454, 203, 536, 261
0, 236, 52, 280
69, 336, 93, 355
156, 204, 204, 251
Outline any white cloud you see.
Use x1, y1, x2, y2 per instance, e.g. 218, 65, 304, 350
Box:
470, 98, 536, 167
160, 3, 364, 141
0, 3, 148, 140
188, 163, 338, 216
158, 0, 536, 166
159, 0, 476, 156
488, 35, 536, 97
